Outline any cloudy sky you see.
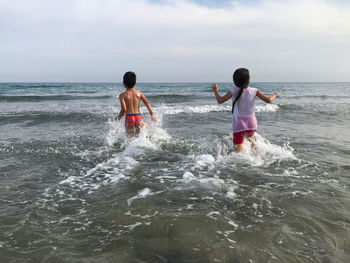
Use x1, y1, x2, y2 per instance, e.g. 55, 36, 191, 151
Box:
1, 0, 350, 82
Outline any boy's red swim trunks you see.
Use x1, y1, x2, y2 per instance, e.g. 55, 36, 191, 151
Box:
233, 129, 256, 144
125, 113, 142, 129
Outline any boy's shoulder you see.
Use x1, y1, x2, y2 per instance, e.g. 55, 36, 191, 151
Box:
134, 89, 143, 97
119, 88, 143, 98
119, 90, 127, 98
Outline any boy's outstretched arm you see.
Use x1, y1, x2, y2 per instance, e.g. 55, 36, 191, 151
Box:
116, 94, 127, 121
140, 92, 158, 122
211, 83, 232, 104
256, 90, 280, 103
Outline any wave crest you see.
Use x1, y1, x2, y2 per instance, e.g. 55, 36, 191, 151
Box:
152, 104, 279, 115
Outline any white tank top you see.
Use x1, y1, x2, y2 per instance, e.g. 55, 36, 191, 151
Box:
229, 86, 258, 133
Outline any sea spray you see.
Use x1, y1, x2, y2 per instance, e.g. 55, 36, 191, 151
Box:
2, 82, 349, 262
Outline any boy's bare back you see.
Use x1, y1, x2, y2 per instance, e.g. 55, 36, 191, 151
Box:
119, 88, 143, 114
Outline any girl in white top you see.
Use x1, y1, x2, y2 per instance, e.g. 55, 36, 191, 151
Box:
211, 68, 280, 152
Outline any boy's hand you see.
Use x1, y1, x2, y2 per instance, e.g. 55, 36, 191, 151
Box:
151, 114, 158, 122
211, 83, 218, 92
140, 121, 149, 128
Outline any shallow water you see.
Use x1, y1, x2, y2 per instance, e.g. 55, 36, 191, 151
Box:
1, 82, 350, 262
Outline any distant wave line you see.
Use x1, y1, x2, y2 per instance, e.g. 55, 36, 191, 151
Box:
5, 84, 66, 88
0, 111, 108, 124
151, 104, 280, 115
0, 95, 113, 102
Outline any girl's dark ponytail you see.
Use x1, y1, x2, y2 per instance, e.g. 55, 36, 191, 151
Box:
232, 68, 250, 113
231, 87, 244, 113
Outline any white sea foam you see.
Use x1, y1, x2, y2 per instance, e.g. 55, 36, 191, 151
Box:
255, 104, 279, 113
217, 133, 296, 167
59, 176, 77, 185
154, 104, 230, 115
319, 178, 344, 190
198, 177, 225, 187
192, 154, 216, 170
291, 190, 313, 196
127, 188, 153, 206
226, 186, 238, 199
123, 222, 142, 230
207, 212, 238, 230
282, 168, 299, 177
150, 103, 279, 116
50, 108, 172, 199
207, 211, 221, 220
45, 101, 286, 221
195, 154, 215, 165
182, 171, 197, 183
52, 153, 133, 199
225, 217, 238, 228
106, 114, 171, 151
181, 171, 225, 188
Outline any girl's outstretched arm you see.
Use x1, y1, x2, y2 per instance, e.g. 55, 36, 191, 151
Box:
211, 83, 232, 104
256, 90, 280, 103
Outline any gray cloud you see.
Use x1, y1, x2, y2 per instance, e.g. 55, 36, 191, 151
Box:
1, 0, 350, 82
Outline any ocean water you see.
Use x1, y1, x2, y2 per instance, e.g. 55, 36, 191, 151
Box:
0, 82, 349, 262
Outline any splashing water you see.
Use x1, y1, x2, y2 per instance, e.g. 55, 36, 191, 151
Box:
2, 82, 350, 263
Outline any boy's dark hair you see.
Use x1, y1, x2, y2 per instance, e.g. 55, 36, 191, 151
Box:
123, 71, 136, 88
232, 68, 250, 113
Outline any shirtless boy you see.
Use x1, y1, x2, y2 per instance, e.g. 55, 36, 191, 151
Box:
116, 71, 157, 135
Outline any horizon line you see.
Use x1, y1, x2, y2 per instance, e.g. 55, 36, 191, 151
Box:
1, 81, 350, 84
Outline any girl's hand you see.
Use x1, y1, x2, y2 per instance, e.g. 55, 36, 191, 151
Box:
211, 83, 218, 92
274, 92, 280, 98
